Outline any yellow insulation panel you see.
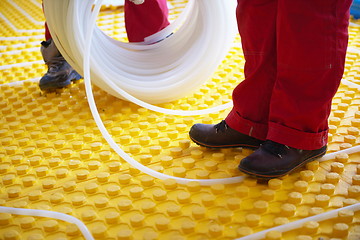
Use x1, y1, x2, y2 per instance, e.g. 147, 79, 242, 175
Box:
1, 0, 360, 239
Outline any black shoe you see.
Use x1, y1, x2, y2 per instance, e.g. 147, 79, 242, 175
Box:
39, 39, 82, 91
238, 140, 327, 179
189, 120, 263, 149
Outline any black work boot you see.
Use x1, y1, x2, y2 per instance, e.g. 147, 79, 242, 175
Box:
238, 140, 327, 179
189, 120, 263, 149
39, 39, 82, 91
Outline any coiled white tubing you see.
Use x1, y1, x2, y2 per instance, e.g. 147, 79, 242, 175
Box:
44, 0, 238, 108
42, 0, 248, 186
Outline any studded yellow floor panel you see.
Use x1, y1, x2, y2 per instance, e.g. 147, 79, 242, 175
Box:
1, 1, 360, 239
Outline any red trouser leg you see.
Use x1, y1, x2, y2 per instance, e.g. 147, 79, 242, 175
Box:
125, 0, 169, 42
43, 0, 169, 43
225, 0, 278, 141
226, 0, 351, 150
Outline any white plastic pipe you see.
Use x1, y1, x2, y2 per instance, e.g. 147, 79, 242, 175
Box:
0, 207, 94, 240
236, 203, 360, 240
44, 0, 238, 108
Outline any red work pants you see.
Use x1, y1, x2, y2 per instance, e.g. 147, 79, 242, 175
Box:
44, 0, 169, 43
225, 0, 352, 150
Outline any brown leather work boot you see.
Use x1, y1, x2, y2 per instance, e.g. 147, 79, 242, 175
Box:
39, 39, 81, 91
238, 140, 327, 179
189, 120, 263, 149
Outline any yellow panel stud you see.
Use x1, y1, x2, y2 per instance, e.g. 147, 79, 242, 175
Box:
20, 217, 35, 229
190, 149, 203, 159
352, 175, 360, 185
107, 185, 121, 196
28, 190, 42, 201
50, 192, 65, 204
331, 162, 345, 173
338, 210, 354, 224
347, 127, 359, 137
217, 209, 233, 223
105, 211, 120, 224
347, 185, 360, 198
280, 203, 296, 217
94, 196, 109, 208
306, 161, 319, 171
7, 188, 20, 198
237, 226, 253, 237
173, 167, 186, 178
268, 179, 282, 190
177, 191, 191, 204
262, 189, 275, 201
253, 200, 269, 214
300, 170, 314, 182
117, 229, 133, 240
66, 223, 80, 236
118, 174, 131, 185
97, 172, 110, 183
302, 221, 319, 234
130, 214, 144, 227
208, 223, 223, 237
142, 200, 156, 213
326, 172, 340, 185
130, 187, 144, 198
332, 223, 349, 238
211, 184, 225, 194
155, 216, 169, 230
288, 192, 302, 205
315, 194, 330, 207
84, 182, 99, 194
181, 220, 195, 234
152, 189, 167, 201
163, 179, 178, 190
245, 214, 260, 227
3, 230, 20, 240
82, 210, 96, 222
192, 206, 206, 219
227, 197, 241, 210
118, 199, 132, 211
92, 223, 107, 238
320, 183, 336, 195
63, 181, 76, 192
72, 195, 86, 206
186, 181, 201, 192
0, 213, 12, 225
273, 217, 289, 226
265, 231, 282, 240
167, 204, 181, 216
42, 220, 59, 232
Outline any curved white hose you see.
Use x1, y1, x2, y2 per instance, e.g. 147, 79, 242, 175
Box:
236, 203, 360, 240
0, 207, 94, 240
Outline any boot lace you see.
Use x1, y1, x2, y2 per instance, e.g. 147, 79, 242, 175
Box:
261, 140, 290, 158
214, 120, 228, 133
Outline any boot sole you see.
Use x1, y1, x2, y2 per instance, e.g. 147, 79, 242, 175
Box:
238, 150, 327, 179
189, 135, 260, 149
40, 71, 82, 91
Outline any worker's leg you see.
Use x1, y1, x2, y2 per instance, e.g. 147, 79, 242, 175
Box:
225, 0, 278, 141
125, 0, 170, 42
267, 0, 352, 150
40, 2, 81, 91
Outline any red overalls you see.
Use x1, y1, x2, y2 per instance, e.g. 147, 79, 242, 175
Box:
44, 0, 169, 43
225, 0, 352, 150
